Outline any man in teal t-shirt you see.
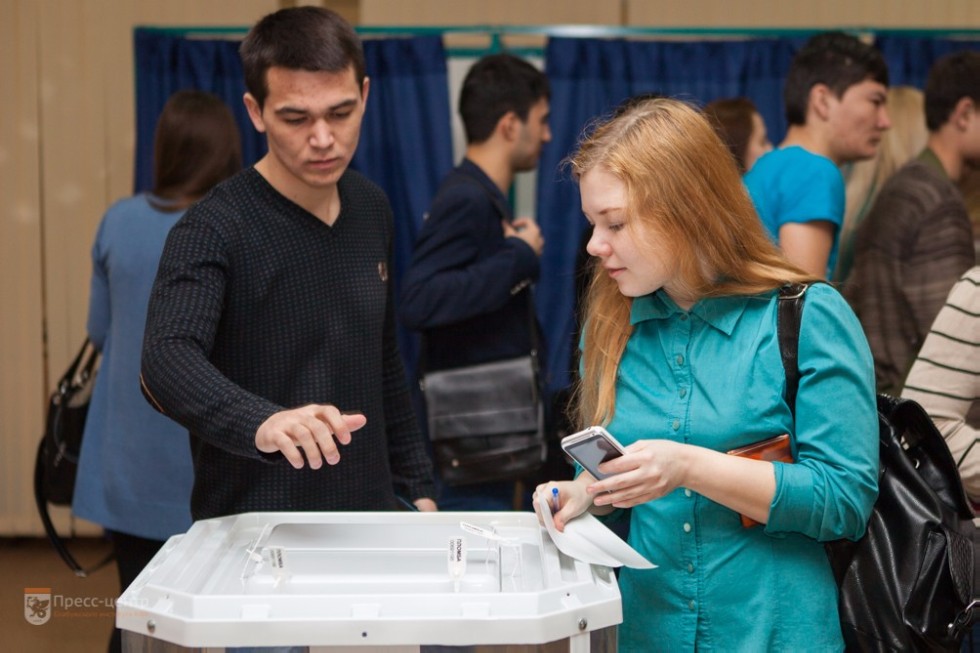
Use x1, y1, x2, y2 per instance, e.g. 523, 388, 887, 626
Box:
745, 31, 891, 278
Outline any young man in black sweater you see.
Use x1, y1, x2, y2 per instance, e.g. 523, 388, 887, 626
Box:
141, 6, 436, 519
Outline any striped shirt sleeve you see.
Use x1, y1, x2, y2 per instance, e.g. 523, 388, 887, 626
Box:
902, 266, 980, 501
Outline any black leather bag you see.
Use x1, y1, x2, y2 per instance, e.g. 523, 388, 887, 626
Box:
422, 355, 546, 486
779, 284, 978, 652
828, 396, 977, 652
36, 338, 99, 506
33, 338, 112, 576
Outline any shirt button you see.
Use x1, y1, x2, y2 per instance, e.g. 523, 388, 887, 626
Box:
684, 489, 692, 498
679, 387, 687, 398
689, 600, 696, 610
675, 354, 684, 365
683, 522, 692, 533
680, 314, 688, 321
687, 563, 695, 573
672, 419, 681, 431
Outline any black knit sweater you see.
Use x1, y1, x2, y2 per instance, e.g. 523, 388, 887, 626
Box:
142, 168, 435, 520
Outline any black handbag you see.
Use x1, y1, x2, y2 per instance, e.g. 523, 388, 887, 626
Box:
37, 339, 98, 505
423, 353, 546, 486
33, 338, 113, 576
779, 284, 978, 652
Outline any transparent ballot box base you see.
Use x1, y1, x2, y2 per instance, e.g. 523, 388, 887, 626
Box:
117, 512, 621, 652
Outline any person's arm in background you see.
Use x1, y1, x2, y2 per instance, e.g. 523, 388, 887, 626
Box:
400, 188, 540, 330
86, 216, 111, 350
778, 221, 836, 278
903, 267, 980, 501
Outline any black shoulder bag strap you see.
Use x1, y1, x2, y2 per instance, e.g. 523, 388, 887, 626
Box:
776, 283, 808, 417
33, 443, 114, 577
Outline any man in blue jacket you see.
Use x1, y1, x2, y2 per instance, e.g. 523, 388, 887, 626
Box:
399, 53, 550, 510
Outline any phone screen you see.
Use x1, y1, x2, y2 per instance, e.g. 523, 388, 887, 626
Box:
564, 432, 624, 479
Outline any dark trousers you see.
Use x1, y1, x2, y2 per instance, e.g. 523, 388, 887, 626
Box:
107, 530, 165, 653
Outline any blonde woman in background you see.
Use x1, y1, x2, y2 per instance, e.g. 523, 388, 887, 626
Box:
835, 86, 928, 283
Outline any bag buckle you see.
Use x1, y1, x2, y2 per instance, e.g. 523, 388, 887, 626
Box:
949, 599, 980, 638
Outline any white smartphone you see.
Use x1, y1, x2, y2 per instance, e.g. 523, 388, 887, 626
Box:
560, 426, 626, 480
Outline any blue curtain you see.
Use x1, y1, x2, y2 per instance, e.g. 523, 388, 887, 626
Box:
133, 29, 265, 191
133, 29, 453, 383
876, 36, 980, 87
350, 36, 454, 371
535, 36, 803, 395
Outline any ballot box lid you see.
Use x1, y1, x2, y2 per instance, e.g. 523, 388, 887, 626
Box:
115, 511, 623, 648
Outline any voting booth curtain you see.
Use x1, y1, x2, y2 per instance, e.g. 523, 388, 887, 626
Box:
133, 29, 453, 380
134, 28, 980, 398
535, 36, 804, 393
535, 33, 980, 394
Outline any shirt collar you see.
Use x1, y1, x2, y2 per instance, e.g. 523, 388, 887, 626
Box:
630, 290, 752, 336
458, 158, 511, 216
916, 147, 948, 178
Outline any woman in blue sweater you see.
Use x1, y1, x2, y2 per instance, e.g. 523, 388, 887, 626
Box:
72, 90, 241, 653
538, 98, 878, 652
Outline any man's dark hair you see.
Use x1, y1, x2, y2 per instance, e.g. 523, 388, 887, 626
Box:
239, 6, 365, 108
924, 51, 980, 131
783, 31, 889, 126
459, 53, 550, 144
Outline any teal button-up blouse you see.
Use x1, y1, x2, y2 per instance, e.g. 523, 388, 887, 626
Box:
604, 284, 878, 652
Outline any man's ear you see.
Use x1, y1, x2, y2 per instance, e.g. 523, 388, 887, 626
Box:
951, 96, 975, 131
498, 110, 520, 142
243, 93, 267, 133
809, 83, 834, 122
361, 76, 371, 106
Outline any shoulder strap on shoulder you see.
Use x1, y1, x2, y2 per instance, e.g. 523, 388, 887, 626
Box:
777, 283, 808, 418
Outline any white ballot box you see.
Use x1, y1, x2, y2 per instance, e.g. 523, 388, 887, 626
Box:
116, 511, 625, 652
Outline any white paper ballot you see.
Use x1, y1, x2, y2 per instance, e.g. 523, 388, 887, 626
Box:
537, 492, 655, 569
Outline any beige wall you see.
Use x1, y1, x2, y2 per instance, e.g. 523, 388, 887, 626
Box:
0, 0, 278, 535
625, 0, 980, 28
3, 0, 980, 535
362, 0, 980, 29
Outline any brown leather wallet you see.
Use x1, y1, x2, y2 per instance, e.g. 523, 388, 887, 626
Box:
727, 434, 794, 527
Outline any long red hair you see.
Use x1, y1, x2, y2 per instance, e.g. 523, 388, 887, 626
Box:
568, 99, 818, 427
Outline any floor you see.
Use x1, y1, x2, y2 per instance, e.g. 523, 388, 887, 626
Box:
2, 537, 118, 653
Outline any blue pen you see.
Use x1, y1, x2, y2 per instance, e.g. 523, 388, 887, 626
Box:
551, 486, 560, 513
395, 495, 419, 512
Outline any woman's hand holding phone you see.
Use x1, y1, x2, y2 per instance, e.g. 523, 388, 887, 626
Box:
588, 439, 693, 509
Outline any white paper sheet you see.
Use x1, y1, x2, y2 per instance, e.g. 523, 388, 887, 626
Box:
536, 492, 655, 569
